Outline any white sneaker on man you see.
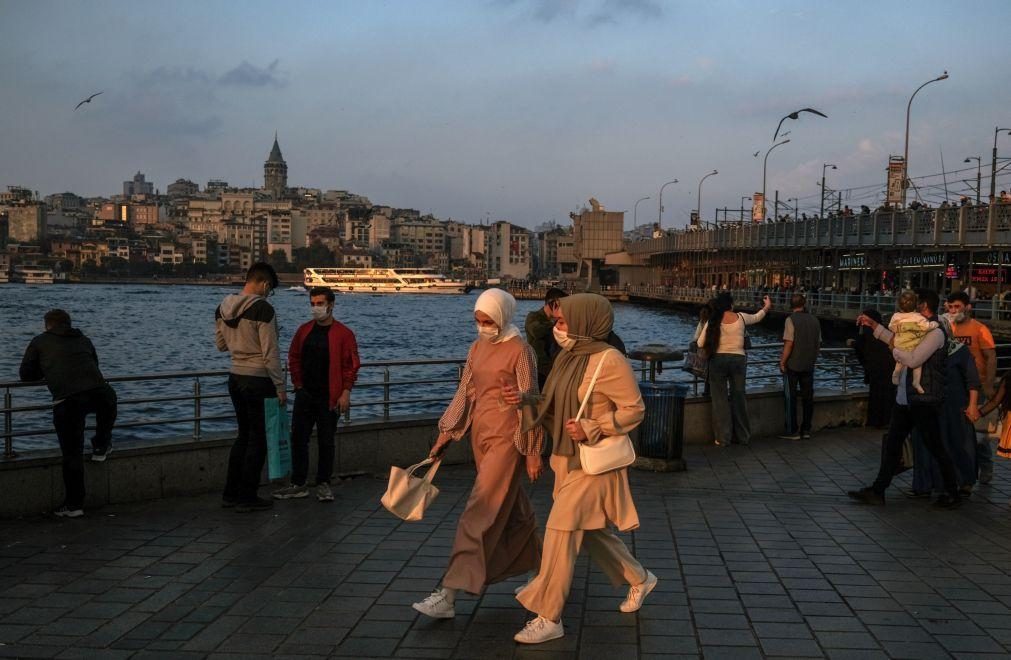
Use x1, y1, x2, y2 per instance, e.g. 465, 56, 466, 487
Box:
514, 616, 564, 644
412, 589, 455, 619
272, 484, 308, 500
620, 570, 658, 613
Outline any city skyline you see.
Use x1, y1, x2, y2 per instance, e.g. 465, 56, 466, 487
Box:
3, 0, 1011, 228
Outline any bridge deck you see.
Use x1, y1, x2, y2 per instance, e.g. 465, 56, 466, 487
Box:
2, 427, 1011, 659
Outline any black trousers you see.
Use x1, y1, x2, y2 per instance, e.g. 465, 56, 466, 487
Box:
290, 388, 337, 486
225, 374, 276, 503
873, 402, 958, 496
53, 384, 118, 508
786, 369, 814, 434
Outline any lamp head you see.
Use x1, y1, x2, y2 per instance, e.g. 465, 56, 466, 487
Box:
937, 71, 949, 81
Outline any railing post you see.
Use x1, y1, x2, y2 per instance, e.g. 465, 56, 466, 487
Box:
841, 352, 849, 393
383, 367, 391, 421
4, 387, 13, 459
192, 378, 202, 441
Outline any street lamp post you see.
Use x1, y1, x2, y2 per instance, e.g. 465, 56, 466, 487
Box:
633, 196, 650, 230
788, 197, 799, 221
964, 157, 982, 205
902, 71, 949, 207
820, 163, 837, 219
657, 180, 678, 229
740, 196, 752, 223
697, 170, 718, 226
992, 127, 1011, 203
762, 139, 790, 220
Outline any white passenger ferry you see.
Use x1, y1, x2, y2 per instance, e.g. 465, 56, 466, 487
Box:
303, 267, 471, 294
11, 266, 56, 284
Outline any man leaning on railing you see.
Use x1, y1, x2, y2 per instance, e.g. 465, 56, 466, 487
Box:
19, 309, 118, 518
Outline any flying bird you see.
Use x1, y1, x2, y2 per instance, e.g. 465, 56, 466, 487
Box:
773, 107, 827, 140
74, 91, 103, 111
753, 151, 761, 157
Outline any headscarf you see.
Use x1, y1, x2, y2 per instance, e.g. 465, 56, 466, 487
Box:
528, 293, 614, 456
474, 288, 520, 344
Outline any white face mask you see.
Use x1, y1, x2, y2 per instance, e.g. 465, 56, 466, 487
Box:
311, 305, 331, 322
477, 324, 499, 341
553, 326, 577, 351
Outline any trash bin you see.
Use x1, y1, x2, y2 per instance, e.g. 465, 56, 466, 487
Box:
627, 344, 687, 472
634, 382, 688, 471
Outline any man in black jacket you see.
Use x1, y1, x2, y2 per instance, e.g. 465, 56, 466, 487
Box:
20, 309, 118, 517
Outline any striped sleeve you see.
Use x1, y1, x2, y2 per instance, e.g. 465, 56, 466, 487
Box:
438, 346, 475, 440
513, 342, 544, 456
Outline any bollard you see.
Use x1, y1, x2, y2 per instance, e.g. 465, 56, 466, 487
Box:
193, 378, 202, 440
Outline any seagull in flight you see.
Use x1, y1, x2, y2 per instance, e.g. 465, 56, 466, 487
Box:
74, 91, 103, 111
753, 151, 761, 157
773, 107, 827, 140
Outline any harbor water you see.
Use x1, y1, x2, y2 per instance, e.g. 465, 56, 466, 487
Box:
1, 284, 848, 450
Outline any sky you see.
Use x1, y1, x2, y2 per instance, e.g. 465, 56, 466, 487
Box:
3, 0, 1011, 230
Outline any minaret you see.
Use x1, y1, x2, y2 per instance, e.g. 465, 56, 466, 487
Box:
263, 132, 288, 198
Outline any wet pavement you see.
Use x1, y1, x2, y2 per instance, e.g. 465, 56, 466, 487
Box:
2, 426, 1011, 659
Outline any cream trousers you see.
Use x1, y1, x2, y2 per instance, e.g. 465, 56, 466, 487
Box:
515, 526, 646, 621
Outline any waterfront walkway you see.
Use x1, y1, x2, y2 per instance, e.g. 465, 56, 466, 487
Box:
2, 427, 1011, 659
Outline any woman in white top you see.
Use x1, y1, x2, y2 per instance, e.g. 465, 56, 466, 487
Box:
696, 292, 772, 446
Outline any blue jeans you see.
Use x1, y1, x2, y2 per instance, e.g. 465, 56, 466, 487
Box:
707, 354, 750, 445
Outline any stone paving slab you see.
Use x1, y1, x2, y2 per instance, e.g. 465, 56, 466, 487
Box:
2, 427, 1011, 659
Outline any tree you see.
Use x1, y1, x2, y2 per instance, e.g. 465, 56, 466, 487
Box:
268, 249, 290, 273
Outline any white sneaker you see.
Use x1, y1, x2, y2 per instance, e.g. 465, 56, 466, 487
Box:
53, 505, 84, 518
412, 590, 455, 619
272, 484, 308, 500
514, 616, 564, 644
620, 570, 657, 613
316, 483, 334, 502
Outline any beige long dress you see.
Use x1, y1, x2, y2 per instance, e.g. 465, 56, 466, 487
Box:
439, 336, 544, 595
517, 348, 646, 621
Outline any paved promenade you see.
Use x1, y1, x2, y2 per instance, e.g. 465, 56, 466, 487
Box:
2, 427, 1011, 659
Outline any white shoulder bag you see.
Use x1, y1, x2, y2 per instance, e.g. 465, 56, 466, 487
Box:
575, 349, 636, 475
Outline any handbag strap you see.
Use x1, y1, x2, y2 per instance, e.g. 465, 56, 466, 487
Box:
407, 457, 441, 483
575, 349, 619, 421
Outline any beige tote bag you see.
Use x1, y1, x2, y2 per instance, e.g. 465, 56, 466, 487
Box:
381, 457, 441, 522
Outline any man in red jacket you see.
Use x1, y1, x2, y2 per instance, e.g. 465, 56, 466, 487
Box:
273, 287, 360, 502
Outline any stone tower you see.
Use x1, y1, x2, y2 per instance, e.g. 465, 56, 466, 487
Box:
263, 132, 288, 198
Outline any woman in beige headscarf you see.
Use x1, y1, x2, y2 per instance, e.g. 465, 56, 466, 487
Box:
505, 293, 654, 645
412, 288, 544, 619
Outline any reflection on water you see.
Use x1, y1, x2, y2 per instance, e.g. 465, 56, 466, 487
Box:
0, 284, 854, 450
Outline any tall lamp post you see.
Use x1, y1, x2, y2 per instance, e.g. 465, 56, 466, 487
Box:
902, 71, 949, 207
697, 170, 718, 226
788, 197, 799, 221
762, 139, 790, 220
657, 180, 678, 229
633, 196, 650, 230
964, 157, 981, 205
820, 163, 837, 219
740, 196, 752, 223
991, 127, 1011, 203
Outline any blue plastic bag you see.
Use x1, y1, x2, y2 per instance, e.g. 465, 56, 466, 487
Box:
265, 398, 291, 480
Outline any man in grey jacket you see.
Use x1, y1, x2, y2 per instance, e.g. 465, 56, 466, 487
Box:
215, 262, 285, 512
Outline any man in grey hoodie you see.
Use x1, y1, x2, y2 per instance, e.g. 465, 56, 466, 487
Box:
215, 262, 286, 512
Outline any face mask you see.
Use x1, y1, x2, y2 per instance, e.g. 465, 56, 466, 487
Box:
553, 326, 577, 351
311, 305, 330, 322
950, 311, 966, 323
477, 324, 499, 341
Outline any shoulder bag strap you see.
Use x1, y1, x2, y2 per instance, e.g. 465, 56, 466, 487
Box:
575, 349, 618, 421
408, 457, 441, 482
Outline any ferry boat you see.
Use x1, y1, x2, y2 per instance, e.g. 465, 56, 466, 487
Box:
11, 266, 55, 284
304, 267, 470, 294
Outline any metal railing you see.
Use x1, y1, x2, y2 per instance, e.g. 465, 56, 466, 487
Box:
2, 347, 869, 459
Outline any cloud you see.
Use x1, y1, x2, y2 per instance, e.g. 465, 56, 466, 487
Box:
500, 0, 662, 26
220, 59, 286, 88
589, 58, 615, 74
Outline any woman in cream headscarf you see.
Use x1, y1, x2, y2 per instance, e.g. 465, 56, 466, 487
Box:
505, 293, 654, 645
412, 288, 544, 619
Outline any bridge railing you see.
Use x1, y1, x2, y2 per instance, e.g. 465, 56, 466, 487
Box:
626, 203, 1011, 253
1, 344, 866, 459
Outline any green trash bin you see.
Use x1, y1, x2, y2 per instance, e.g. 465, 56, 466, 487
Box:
634, 382, 688, 471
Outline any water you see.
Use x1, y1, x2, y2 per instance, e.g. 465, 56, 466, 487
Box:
0, 284, 846, 450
